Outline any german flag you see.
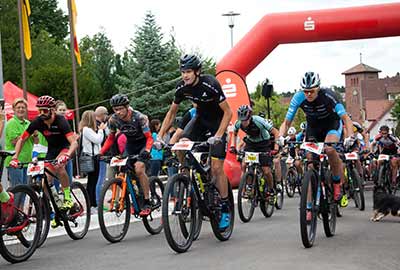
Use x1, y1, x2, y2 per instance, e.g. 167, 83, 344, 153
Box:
71, 0, 81, 66
21, 0, 32, 60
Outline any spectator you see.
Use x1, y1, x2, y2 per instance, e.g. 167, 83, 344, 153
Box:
150, 119, 163, 176
54, 100, 73, 189
94, 106, 109, 206
5, 98, 36, 188
79, 110, 106, 211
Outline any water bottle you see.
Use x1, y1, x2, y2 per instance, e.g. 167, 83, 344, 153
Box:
131, 180, 139, 196
259, 177, 265, 192
50, 185, 63, 208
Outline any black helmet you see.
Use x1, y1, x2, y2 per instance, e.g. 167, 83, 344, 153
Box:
110, 94, 129, 107
379, 125, 389, 132
352, 121, 363, 133
237, 105, 252, 121
180, 54, 202, 71
300, 71, 320, 89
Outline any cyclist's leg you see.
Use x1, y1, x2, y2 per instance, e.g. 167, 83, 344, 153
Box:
390, 157, 398, 185
135, 161, 150, 200
273, 157, 282, 184
325, 125, 342, 201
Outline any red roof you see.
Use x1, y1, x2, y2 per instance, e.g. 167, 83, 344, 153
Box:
342, 63, 381, 75
365, 99, 394, 120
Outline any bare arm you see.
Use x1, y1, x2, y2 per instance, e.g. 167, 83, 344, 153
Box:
12, 136, 28, 160
215, 101, 232, 138
271, 128, 280, 151
159, 102, 179, 139
342, 114, 354, 138
65, 134, 79, 157
279, 119, 292, 138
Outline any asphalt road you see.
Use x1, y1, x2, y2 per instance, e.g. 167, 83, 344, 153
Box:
1, 190, 399, 270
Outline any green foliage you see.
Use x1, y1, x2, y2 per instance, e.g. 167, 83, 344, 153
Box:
391, 98, 400, 137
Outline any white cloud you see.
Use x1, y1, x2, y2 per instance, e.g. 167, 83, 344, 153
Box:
61, 0, 400, 93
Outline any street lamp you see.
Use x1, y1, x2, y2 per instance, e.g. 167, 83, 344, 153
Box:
222, 11, 240, 48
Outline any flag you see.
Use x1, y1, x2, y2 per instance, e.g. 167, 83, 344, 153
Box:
21, 0, 32, 60
71, 0, 81, 66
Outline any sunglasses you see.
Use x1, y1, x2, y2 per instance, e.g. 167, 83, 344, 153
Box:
38, 108, 50, 114
303, 89, 316, 95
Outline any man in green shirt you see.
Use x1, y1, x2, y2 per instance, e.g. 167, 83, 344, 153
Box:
5, 98, 36, 187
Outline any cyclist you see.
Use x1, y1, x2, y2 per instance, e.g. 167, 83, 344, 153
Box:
370, 125, 400, 187
278, 72, 354, 210
99, 94, 154, 217
158, 54, 233, 230
10, 95, 78, 211
296, 122, 307, 142
230, 105, 279, 202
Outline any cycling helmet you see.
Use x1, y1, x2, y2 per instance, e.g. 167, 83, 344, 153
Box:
300, 71, 320, 89
110, 94, 129, 107
288, 127, 297, 136
352, 121, 363, 133
180, 54, 202, 71
300, 122, 307, 130
379, 125, 389, 132
237, 105, 252, 121
36, 95, 56, 108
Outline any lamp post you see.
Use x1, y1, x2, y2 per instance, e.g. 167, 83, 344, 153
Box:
222, 11, 240, 48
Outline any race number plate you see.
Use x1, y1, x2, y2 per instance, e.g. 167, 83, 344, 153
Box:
300, 142, 324, 155
345, 152, 359, 160
378, 154, 390, 161
27, 161, 45, 176
110, 157, 128, 167
171, 141, 194, 151
244, 152, 259, 163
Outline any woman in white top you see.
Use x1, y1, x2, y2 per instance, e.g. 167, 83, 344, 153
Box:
79, 110, 106, 209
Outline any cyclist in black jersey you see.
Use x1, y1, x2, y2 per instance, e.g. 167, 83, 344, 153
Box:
158, 54, 233, 230
278, 72, 354, 205
10, 95, 78, 210
100, 94, 154, 216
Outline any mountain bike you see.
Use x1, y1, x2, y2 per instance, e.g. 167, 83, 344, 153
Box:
297, 142, 339, 248
237, 151, 276, 222
97, 155, 164, 243
0, 151, 42, 264
162, 141, 234, 253
341, 151, 365, 210
21, 159, 90, 246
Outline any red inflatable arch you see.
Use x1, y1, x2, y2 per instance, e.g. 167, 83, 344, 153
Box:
217, 3, 400, 187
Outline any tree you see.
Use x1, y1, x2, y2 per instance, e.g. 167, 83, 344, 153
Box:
1, 0, 69, 85
391, 98, 400, 136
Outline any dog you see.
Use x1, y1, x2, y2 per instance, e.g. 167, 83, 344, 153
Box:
370, 186, 400, 222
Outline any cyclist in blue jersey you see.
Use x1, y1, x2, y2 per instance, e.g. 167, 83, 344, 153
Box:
278, 72, 354, 206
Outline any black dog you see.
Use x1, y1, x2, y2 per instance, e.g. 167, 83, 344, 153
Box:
370, 186, 400, 222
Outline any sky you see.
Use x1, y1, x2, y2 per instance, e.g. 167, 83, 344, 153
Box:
60, 0, 400, 93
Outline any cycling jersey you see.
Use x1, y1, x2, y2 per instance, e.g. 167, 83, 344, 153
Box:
286, 89, 346, 140
374, 134, 399, 155
22, 114, 74, 159
174, 74, 226, 133
233, 115, 273, 143
286, 89, 346, 127
296, 131, 305, 142
107, 109, 152, 155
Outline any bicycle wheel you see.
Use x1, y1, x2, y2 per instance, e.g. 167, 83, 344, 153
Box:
322, 182, 337, 238
259, 186, 274, 218
143, 176, 164, 235
237, 172, 256, 222
37, 195, 50, 248
192, 198, 203, 241
350, 168, 365, 211
299, 170, 318, 248
63, 182, 91, 240
210, 181, 234, 242
285, 168, 296, 198
98, 177, 131, 243
162, 174, 195, 253
0, 185, 42, 264
275, 181, 284, 210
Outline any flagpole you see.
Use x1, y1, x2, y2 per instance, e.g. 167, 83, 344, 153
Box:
67, 0, 80, 130
17, 0, 28, 101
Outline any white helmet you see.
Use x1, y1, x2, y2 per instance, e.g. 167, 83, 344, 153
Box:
300, 122, 307, 131
288, 127, 297, 136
